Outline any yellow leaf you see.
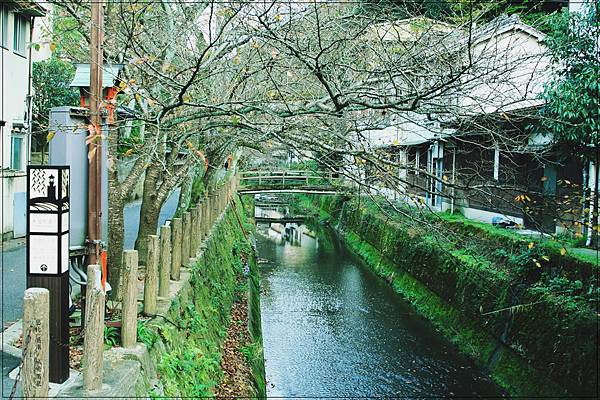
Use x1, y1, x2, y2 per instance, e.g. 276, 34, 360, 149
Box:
49, 42, 57, 52
540, 176, 548, 182
124, 148, 134, 157
232, 56, 240, 65
528, 242, 534, 249
560, 247, 567, 256
46, 131, 56, 142
541, 256, 550, 262
535, 261, 542, 268
275, 14, 282, 21
442, 175, 448, 182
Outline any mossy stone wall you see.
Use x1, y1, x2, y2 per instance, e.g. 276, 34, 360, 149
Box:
142, 201, 266, 398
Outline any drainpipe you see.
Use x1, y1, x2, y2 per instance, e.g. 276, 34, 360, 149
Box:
26, 16, 36, 167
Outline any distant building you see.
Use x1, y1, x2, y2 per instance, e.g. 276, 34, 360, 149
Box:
1, 0, 46, 239
362, 15, 587, 234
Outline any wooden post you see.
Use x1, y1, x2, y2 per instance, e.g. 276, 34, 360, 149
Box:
121, 250, 138, 348
202, 200, 210, 239
143, 235, 159, 316
207, 195, 213, 227
182, 212, 191, 268
212, 194, 218, 222
159, 225, 171, 298
171, 218, 182, 280
83, 265, 105, 391
22, 288, 49, 398
190, 207, 198, 257
196, 202, 204, 244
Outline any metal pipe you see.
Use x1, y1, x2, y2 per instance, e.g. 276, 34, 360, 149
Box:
88, 0, 104, 265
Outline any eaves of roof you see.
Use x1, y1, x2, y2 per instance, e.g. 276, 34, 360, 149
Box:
6, 0, 45, 17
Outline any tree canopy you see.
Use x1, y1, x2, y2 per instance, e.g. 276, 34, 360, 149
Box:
539, 3, 599, 160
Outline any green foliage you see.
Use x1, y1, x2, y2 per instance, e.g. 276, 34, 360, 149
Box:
49, 10, 88, 61
31, 59, 79, 151
538, 4, 600, 160
239, 343, 259, 362
357, 0, 452, 21
137, 321, 159, 348
117, 121, 144, 155
104, 326, 120, 348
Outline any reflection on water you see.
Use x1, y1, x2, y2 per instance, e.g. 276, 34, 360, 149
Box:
256, 222, 507, 398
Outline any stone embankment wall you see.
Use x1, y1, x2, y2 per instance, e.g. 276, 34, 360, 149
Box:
143, 198, 266, 398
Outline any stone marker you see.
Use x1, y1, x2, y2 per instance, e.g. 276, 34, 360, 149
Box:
83, 265, 105, 391
22, 288, 50, 398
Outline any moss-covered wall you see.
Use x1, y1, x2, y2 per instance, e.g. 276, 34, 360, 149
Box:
141, 200, 266, 398
301, 195, 597, 398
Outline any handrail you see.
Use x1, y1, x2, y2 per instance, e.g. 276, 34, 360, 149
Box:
240, 170, 317, 176
238, 170, 340, 193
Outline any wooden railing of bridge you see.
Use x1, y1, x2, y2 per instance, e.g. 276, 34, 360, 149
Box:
238, 170, 342, 194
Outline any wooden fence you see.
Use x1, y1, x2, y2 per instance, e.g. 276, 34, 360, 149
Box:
22, 175, 240, 393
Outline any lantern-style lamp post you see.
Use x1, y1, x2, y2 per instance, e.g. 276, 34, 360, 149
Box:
26, 166, 70, 383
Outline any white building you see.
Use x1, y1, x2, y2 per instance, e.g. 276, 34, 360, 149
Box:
1, 1, 46, 239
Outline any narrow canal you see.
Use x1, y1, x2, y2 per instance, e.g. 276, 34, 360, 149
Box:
256, 221, 507, 398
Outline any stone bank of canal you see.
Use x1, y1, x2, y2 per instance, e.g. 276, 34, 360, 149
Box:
256, 223, 506, 398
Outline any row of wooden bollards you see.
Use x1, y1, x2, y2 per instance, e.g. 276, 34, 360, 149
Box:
21, 176, 240, 396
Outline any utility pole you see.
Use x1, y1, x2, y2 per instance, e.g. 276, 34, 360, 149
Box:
88, 0, 104, 265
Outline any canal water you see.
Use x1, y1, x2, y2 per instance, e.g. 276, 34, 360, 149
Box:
256, 222, 507, 398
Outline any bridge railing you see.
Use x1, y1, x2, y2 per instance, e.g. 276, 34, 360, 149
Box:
239, 170, 338, 188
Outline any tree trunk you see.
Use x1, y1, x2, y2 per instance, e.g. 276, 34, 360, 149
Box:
107, 194, 125, 299
135, 164, 161, 265
175, 171, 193, 218
107, 149, 125, 299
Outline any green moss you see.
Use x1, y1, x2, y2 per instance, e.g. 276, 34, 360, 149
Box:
146, 200, 266, 398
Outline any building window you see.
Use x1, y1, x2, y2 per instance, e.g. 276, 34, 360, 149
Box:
1, 5, 8, 48
13, 14, 26, 55
415, 149, 420, 175
11, 136, 24, 170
